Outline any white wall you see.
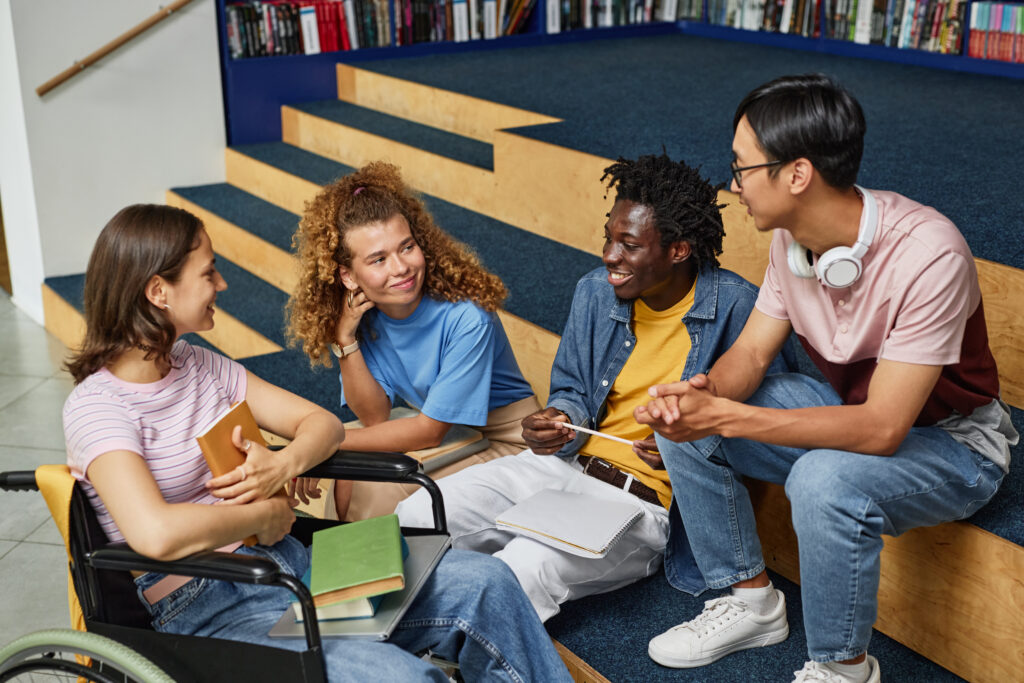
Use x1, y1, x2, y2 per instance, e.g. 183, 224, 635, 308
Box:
0, 0, 226, 323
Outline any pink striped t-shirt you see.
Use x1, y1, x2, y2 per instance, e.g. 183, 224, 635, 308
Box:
63, 341, 248, 543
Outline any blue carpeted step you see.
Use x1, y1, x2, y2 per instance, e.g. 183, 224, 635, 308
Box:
288, 100, 495, 171
171, 183, 297, 254
181, 155, 602, 336
233, 142, 358, 187
547, 568, 964, 682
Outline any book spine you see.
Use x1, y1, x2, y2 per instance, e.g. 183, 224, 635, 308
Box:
547, 0, 562, 30
986, 2, 1000, 58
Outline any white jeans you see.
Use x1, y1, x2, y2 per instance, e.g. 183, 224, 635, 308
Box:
396, 450, 670, 621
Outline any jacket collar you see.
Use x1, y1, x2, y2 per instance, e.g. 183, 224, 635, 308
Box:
610, 265, 719, 323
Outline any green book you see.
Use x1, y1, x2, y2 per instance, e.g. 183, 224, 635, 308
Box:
310, 514, 405, 608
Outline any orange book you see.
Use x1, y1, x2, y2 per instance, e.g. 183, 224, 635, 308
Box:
195, 400, 268, 546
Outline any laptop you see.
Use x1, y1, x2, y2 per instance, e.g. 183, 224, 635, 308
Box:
268, 533, 451, 641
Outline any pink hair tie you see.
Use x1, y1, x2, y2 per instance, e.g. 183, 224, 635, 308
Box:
353, 186, 366, 196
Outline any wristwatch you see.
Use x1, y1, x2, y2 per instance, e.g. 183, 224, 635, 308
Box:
330, 340, 360, 358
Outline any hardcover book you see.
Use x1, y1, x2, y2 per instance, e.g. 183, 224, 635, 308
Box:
309, 514, 405, 607
195, 400, 268, 546
291, 536, 410, 621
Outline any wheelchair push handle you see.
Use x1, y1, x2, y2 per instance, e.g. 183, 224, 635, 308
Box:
0, 471, 39, 492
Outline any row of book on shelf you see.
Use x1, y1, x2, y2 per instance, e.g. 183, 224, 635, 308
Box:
706, 0, 970, 53
225, 0, 538, 58
968, 2, 1024, 61
544, 0, 701, 32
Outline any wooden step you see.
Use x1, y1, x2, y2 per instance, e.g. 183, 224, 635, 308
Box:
336, 64, 561, 144
282, 100, 498, 219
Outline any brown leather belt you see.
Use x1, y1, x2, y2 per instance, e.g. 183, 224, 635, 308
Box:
576, 455, 661, 506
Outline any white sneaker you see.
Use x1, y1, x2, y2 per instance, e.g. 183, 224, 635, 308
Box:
648, 590, 789, 668
792, 656, 881, 683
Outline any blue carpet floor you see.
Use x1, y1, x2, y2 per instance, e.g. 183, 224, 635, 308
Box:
547, 569, 964, 682
352, 32, 1024, 271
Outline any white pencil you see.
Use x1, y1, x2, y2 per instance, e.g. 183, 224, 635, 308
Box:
564, 423, 635, 446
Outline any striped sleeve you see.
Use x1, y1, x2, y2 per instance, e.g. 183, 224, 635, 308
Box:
63, 388, 143, 481
184, 342, 248, 404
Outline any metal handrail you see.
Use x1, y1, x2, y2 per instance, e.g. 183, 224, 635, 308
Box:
35, 0, 196, 97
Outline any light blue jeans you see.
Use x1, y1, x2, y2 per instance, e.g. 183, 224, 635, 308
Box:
135, 537, 572, 682
657, 373, 1005, 663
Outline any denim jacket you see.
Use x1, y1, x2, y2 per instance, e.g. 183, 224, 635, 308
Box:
546, 265, 793, 595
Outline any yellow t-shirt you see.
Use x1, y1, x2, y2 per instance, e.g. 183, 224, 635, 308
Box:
579, 280, 696, 508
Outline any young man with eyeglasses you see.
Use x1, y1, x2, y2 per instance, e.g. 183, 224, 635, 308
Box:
637, 74, 1016, 683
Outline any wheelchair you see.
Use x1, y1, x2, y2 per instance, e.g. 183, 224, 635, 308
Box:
0, 449, 449, 683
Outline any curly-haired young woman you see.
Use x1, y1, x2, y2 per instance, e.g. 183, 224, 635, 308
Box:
288, 162, 539, 520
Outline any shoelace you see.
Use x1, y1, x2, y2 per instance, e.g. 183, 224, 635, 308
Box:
792, 661, 847, 682
678, 596, 748, 637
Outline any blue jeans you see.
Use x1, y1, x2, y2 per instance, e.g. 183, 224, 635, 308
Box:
135, 537, 571, 682
657, 373, 1005, 662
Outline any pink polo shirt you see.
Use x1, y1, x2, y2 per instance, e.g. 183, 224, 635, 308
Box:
755, 189, 1000, 428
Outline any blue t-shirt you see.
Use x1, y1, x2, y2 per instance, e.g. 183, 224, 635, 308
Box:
340, 296, 534, 426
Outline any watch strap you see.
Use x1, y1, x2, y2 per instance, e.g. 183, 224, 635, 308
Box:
330, 340, 360, 358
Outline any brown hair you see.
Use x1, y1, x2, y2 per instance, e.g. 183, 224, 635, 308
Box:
66, 204, 202, 384
287, 161, 507, 367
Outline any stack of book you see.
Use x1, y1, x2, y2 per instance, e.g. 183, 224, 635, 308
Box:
292, 513, 407, 622
968, 2, 1024, 61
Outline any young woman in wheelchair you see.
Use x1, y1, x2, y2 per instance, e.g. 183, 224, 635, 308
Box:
62, 204, 571, 682
287, 162, 540, 521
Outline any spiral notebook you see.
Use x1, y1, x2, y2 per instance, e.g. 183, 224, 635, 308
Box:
494, 488, 643, 559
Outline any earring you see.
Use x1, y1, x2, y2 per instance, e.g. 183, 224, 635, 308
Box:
163, 304, 173, 311
346, 291, 354, 308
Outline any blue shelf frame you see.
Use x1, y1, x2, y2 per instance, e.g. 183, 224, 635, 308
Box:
216, 0, 1024, 146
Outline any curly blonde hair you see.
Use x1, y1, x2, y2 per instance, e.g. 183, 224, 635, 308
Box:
287, 162, 507, 367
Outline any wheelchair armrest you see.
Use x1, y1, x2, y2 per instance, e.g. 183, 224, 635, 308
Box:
301, 451, 448, 535
300, 450, 419, 480
88, 544, 323, 650
88, 545, 282, 584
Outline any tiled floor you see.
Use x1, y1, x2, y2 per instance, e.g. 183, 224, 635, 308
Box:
0, 291, 75, 646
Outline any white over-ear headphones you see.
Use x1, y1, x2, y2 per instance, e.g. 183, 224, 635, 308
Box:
787, 185, 877, 289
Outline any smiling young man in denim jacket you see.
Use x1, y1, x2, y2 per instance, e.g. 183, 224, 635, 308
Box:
397, 152, 791, 621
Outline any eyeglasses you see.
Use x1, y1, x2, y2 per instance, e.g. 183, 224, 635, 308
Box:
730, 160, 783, 189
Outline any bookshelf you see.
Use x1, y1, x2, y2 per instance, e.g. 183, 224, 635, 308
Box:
216, 0, 1024, 145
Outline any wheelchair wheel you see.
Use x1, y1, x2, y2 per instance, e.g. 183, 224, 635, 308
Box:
0, 629, 174, 683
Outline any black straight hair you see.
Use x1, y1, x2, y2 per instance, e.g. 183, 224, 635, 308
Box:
733, 74, 866, 189
601, 152, 726, 271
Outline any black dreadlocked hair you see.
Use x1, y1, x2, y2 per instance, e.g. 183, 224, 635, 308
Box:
601, 152, 726, 271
